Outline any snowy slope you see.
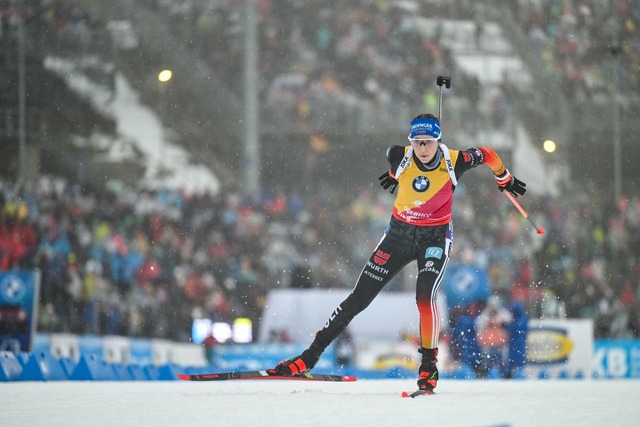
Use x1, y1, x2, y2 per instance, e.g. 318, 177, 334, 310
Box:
2, 379, 638, 427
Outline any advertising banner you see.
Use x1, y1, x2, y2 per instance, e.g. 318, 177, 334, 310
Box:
593, 340, 640, 379
0, 270, 40, 353
524, 318, 593, 378
260, 289, 447, 344
214, 343, 336, 371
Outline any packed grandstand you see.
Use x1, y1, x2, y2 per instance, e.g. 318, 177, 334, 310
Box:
1, 0, 638, 359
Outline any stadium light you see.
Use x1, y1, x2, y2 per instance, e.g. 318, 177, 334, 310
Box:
158, 69, 173, 83
543, 139, 556, 153
157, 69, 173, 171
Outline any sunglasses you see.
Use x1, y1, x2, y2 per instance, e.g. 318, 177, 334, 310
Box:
408, 136, 439, 146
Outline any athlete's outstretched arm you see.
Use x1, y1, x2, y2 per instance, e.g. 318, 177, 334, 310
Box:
477, 147, 527, 198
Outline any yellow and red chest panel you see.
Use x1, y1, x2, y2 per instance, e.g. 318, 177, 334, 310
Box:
392, 146, 459, 226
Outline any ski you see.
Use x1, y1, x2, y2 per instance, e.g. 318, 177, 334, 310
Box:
176, 370, 357, 382
401, 389, 435, 398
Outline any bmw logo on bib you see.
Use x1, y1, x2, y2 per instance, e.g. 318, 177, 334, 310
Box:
412, 175, 430, 192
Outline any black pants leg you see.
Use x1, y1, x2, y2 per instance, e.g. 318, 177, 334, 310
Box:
312, 218, 449, 348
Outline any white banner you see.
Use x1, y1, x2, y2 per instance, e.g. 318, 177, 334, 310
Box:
524, 318, 593, 378
259, 288, 448, 345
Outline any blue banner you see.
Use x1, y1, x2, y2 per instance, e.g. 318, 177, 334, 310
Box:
593, 340, 640, 379
443, 265, 490, 308
214, 344, 336, 371
0, 270, 40, 352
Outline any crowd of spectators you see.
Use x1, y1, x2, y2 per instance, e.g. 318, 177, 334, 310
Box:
2, 0, 480, 131
152, 0, 488, 130
152, 0, 640, 126
2, 0, 639, 344
5, 0, 638, 124
512, 0, 640, 103
1, 0, 110, 52
0, 176, 378, 341
455, 180, 640, 339
1, 174, 639, 342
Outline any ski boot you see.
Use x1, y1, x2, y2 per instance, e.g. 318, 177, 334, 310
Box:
417, 347, 439, 392
268, 348, 320, 376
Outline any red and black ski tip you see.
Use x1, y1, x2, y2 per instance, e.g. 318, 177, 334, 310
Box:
176, 370, 356, 382
402, 389, 435, 398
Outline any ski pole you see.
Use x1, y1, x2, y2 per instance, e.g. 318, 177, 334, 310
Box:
505, 192, 545, 235
436, 76, 451, 121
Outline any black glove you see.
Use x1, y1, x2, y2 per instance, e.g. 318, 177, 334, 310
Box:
378, 171, 398, 194
495, 169, 526, 197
